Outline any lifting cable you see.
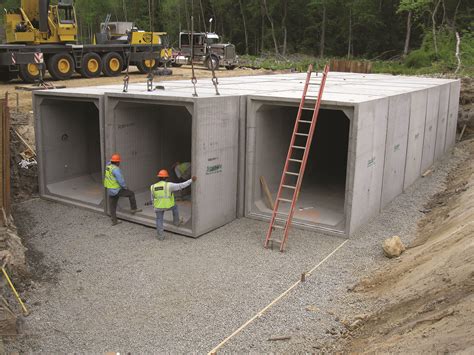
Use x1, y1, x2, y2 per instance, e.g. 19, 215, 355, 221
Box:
146, 0, 155, 92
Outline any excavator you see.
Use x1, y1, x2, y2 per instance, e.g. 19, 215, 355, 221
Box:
0, 0, 170, 83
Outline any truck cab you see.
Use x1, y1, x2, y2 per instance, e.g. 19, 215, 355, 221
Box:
175, 31, 237, 70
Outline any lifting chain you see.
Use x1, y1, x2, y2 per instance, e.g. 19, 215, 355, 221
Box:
191, 66, 198, 97
122, 49, 131, 93
190, 15, 198, 97
209, 55, 220, 96
147, 72, 154, 92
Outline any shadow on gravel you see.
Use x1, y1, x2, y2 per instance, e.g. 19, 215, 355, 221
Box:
13, 202, 60, 287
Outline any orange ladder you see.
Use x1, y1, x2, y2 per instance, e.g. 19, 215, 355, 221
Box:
264, 64, 330, 252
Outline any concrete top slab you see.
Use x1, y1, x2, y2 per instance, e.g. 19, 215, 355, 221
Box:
36, 72, 458, 105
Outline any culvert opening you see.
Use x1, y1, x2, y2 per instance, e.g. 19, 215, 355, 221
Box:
41, 99, 103, 207
113, 102, 193, 231
253, 105, 350, 231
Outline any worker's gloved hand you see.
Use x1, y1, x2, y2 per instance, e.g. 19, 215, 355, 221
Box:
191, 176, 197, 182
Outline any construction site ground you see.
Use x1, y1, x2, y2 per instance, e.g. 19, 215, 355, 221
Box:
1, 68, 473, 352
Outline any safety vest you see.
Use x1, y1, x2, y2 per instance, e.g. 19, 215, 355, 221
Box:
177, 162, 190, 175
151, 181, 175, 209
103, 164, 120, 189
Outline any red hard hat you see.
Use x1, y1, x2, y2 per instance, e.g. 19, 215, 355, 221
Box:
110, 153, 121, 162
157, 169, 169, 178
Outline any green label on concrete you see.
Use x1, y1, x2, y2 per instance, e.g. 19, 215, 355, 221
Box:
367, 157, 376, 168
394, 144, 400, 152
206, 164, 222, 175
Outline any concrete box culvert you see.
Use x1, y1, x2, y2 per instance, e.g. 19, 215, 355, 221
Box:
32, 73, 461, 239
105, 94, 241, 237
245, 98, 353, 235
34, 93, 105, 212
245, 79, 460, 237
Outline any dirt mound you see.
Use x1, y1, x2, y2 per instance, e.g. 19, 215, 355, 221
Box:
341, 138, 474, 353
459, 77, 474, 139
10, 112, 38, 202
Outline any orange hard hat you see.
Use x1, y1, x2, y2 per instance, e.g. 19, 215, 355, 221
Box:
157, 169, 169, 178
110, 153, 121, 162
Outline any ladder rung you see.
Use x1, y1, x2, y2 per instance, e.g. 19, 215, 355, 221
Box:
275, 211, 288, 216
295, 133, 309, 136
289, 158, 302, 163
268, 238, 283, 244
282, 185, 296, 189
308, 82, 320, 85
301, 107, 314, 111
299, 119, 312, 123
285, 171, 299, 176
292, 145, 306, 149
272, 224, 285, 230
278, 198, 293, 203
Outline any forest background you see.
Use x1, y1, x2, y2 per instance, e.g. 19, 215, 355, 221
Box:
1, 0, 473, 74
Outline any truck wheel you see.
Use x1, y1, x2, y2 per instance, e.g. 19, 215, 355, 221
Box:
19, 63, 45, 83
136, 59, 159, 74
102, 52, 124, 77
47, 53, 74, 80
225, 65, 236, 70
206, 55, 219, 71
171, 63, 183, 67
80, 53, 102, 78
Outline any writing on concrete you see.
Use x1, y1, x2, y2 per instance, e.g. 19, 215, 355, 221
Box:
206, 164, 222, 175
394, 144, 400, 152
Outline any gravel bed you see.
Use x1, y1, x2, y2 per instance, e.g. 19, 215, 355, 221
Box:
218, 146, 466, 352
6, 145, 463, 353
7, 199, 343, 353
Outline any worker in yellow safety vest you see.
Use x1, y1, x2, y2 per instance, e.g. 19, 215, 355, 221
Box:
150, 169, 197, 240
173, 161, 191, 180
104, 153, 142, 226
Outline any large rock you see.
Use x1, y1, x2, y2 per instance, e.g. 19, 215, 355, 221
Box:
383, 235, 406, 258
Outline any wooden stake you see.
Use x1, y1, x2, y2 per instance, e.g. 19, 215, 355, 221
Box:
260, 176, 274, 210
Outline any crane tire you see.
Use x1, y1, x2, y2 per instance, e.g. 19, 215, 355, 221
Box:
47, 53, 74, 80
19, 63, 45, 83
102, 52, 124, 77
80, 52, 102, 78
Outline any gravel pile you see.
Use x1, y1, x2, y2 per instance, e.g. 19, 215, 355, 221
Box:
6, 145, 463, 353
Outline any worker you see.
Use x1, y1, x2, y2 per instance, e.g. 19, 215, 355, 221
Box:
150, 169, 197, 240
173, 161, 191, 181
103, 153, 142, 226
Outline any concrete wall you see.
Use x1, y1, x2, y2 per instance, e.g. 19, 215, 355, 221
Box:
105, 94, 240, 237
421, 86, 441, 172
349, 98, 388, 234
381, 93, 411, 208
34, 93, 105, 211
404, 90, 428, 189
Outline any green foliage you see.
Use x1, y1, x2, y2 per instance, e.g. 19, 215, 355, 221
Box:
402, 28, 474, 74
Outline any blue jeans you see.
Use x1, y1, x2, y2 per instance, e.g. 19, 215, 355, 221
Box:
155, 205, 179, 236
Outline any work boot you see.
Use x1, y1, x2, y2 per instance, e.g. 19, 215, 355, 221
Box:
131, 208, 142, 214
112, 220, 122, 226
174, 217, 184, 227
157, 233, 165, 241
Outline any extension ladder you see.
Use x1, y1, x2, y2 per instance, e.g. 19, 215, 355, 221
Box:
264, 64, 330, 252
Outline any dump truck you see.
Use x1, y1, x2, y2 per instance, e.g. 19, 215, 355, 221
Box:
0, 0, 170, 83
172, 31, 238, 70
